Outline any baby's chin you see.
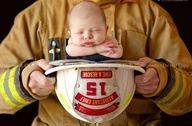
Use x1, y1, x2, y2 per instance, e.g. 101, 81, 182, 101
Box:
83, 45, 95, 47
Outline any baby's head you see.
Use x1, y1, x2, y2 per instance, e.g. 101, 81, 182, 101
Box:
67, 1, 106, 29
67, 1, 108, 47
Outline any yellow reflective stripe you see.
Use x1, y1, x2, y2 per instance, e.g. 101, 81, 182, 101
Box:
0, 66, 31, 107
121, 93, 133, 109
59, 94, 71, 109
157, 69, 186, 106
9, 67, 32, 105
0, 69, 17, 107
164, 69, 186, 105
0, 69, 15, 106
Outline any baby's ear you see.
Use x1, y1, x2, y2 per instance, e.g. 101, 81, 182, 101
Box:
106, 25, 109, 32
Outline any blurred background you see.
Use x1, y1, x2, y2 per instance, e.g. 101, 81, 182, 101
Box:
0, 0, 191, 125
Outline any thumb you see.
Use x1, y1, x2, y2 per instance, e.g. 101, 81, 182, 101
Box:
138, 57, 153, 67
33, 59, 53, 71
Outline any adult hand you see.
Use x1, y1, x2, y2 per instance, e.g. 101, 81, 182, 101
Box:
135, 57, 160, 95
28, 59, 56, 96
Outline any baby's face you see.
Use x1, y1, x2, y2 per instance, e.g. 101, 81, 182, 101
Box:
69, 13, 107, 47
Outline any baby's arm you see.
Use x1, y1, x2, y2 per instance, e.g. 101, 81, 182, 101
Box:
66, 39, 97, 56
66, 37, 123, 58
66, 38, 109, 56
99, 36, 123, 58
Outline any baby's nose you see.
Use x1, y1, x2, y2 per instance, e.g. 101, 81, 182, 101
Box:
84, 33, 93, 39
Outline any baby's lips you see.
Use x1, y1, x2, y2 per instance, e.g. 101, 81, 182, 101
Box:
83, 41, 95, 46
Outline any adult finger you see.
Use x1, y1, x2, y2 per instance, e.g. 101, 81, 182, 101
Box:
33, 59, 53, 71
138, 57, 153, 67
135, 68, 156, 84
30, 70, 56, 86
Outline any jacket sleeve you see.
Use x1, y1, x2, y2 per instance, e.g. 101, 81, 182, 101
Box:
0, 0, 46, 114
0, 61, 36, 114
144, 59, 192, 116
143, 1, 192, 115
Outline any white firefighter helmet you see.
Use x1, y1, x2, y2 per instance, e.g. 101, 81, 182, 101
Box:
45, 59, 145, 123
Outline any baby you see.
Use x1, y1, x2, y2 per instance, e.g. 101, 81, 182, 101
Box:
66, 1, 123, 61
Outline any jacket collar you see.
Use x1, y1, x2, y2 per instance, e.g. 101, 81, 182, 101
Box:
72, 0, 138, 5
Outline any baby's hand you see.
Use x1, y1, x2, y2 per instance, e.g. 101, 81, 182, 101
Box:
105, 37, 119, 48
97, 39, 118, 57
96, 41, 116, 54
